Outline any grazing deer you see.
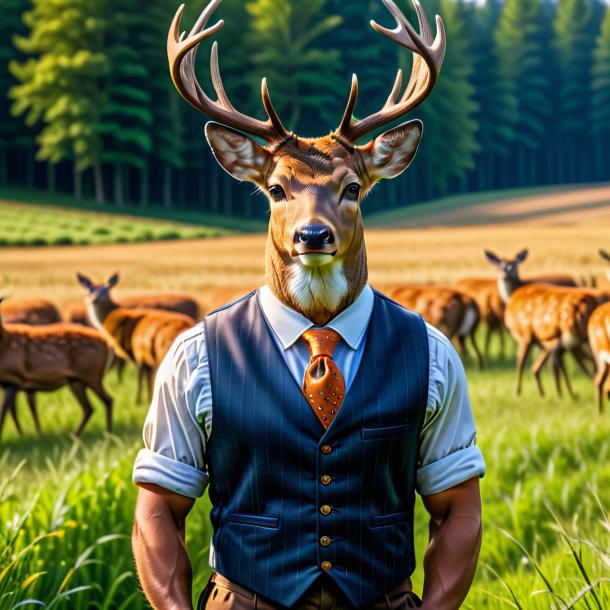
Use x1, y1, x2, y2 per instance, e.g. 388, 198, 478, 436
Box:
66, 294, 199, 326
3, 298, 61, 325
588, 302, 610, 414
485, 250, 596, 397
454, 278, 506, 359
0, 296, 113, 439
77, 273, 195, 403
1, 298, 63, 434
384, 284, 483, 367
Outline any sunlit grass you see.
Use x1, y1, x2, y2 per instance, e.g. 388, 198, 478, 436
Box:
0, 200, 231, 247
1, 336, 610, 608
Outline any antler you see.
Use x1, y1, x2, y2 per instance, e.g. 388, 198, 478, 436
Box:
336, 0, 446, 144
168, 0, 289, 143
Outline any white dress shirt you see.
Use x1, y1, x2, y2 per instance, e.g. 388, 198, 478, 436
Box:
133, 285, 486, 498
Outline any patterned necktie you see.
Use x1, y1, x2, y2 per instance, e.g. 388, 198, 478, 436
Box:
301, 329, 345, 429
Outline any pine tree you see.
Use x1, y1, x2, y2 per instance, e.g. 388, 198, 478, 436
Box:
467, 0, 518, 191
0, 0, 33, 188
100, 0, 153, 206
10, 0, 109, 202
494, 0, 551, 187
242, 0, 343, 134
590, 6, 610, 180
552, 0, 596, 182
416, 0, 479, 198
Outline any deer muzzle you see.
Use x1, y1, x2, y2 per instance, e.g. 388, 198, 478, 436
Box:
292, 224, 337, 266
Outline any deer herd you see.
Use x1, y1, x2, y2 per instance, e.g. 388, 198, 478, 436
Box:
1, 248, 610, 441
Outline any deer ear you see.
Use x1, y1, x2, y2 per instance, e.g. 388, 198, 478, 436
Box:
77, 273, 93, 290
515, 249, 528, 263
600, 249, 610, 263
205, 122, 272, 186
107, 273, 119, 288
484, 250, 502, 266
359, 120, 422, 182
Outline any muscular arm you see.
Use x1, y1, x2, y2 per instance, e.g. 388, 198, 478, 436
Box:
132, 483, 196, 610
419, 476, 482, 610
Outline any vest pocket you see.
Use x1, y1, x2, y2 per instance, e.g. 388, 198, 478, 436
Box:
372, 511, 409, 527
361, 423, 409, 441
229, 512, 280, 529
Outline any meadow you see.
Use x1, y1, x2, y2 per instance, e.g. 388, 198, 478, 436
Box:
0, 200, 233, 247
2, 192, 610, 609
1, 340, 609, 609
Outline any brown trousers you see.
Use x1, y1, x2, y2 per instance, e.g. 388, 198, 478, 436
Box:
198, 572, 422, 610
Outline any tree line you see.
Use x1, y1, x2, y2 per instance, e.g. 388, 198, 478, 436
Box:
0, 0, 609, 218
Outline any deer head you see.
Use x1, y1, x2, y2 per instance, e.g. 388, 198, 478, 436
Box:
76, 273, 120, 328
169, 0, 446, 325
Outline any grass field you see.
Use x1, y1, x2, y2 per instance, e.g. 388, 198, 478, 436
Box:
1, 340, 609, 609
2, 184, 610, 609
0, 200, 235, 247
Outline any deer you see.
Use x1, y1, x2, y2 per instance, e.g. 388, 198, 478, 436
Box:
485, 250, 598, 397
0, 296, 113, 440
166, 0, 446, 326
3, 298, 62, 325
383, 284, 483, 367
454, 278, 506, 359
77, 273, 195, 404
588, 301, 610, 414
1, 297, 63, 434
133, 3, 485, 609
65, 293, 200, 326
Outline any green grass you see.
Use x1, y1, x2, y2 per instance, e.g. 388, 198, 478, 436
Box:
0, 200, 233, 247
1, 336, 610, 609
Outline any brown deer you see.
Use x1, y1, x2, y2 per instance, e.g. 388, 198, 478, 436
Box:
1, 298, 62, 433
383, 284, 483, 367
588, 302, 610, 414
0, 296, 113, 439
77, 273, 195, 403
66, 294, 199, 326
3, 298, 61, 325
166, 0, 445, 326
485, 250, 596, 397
454, 278, 506, 359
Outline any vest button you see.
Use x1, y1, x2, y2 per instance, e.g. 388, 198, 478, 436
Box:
320, 475, 332, 485
320, 536, 332, 547
321, 561, 332, 572
321, 445, 332, 454
320, 505, 332, 516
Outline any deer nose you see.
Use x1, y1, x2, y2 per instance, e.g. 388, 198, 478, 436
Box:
294, 224, 335, 250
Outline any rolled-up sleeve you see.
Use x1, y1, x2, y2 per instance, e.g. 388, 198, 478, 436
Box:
416, 325, 486, 496
132, 324, 210, 499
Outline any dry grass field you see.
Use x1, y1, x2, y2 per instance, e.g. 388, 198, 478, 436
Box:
2, 219, 609, 313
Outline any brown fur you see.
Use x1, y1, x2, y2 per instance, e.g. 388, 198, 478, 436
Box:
0, 320, 112, 438
206, 124, 422, 325
588, 302, 610, 413
3, 299, 61, 325
455, 278, 506, 359
66, 294, 199, 326
505, 284, 597, 398
382, 284, 482, 366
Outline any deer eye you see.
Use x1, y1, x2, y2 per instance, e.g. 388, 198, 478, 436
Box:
342, 183, 361, 201
268, 185, 286, 202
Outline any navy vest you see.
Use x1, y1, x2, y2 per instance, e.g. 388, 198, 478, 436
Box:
204, 290, 429, 608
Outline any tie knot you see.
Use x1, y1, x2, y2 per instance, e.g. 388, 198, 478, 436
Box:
302, 329, 341, 359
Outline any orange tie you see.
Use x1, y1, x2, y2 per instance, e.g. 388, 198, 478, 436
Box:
301, 329, 345, 429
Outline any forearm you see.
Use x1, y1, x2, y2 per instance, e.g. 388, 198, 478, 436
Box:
132, 489, 194, 610
420, 510, 482, 610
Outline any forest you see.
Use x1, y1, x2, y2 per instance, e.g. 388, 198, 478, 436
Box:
0, 0, 609, 218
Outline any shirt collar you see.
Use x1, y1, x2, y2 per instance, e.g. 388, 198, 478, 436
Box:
258, 284, 375, 351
